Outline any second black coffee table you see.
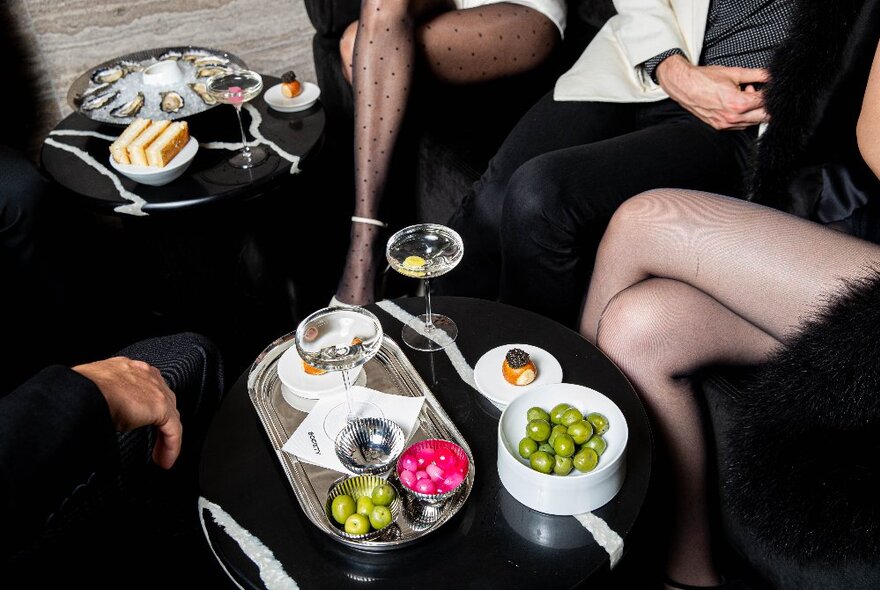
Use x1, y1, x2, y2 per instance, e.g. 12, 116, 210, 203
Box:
41, 74, 324, 215
199, 296, 653, 589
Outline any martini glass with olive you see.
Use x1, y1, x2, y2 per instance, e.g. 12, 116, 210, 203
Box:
386, 223, 464, 352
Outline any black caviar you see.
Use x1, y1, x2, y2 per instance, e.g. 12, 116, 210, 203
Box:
505, 348, 531, 369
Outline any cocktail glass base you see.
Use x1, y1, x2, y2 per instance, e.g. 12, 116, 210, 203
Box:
323, 400, 384, 440
229, 145, 269, 169
401, 314, 457, 352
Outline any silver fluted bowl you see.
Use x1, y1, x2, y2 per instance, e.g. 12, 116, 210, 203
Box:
325, 474, 401, 541
335, 417, 405, 475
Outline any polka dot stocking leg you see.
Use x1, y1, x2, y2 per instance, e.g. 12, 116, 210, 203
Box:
335, 1, 559, 305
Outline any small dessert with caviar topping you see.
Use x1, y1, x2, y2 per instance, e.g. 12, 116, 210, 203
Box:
502, 348, 537, 386
281, 70, 303, 98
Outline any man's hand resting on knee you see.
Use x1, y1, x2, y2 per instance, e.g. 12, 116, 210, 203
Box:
657, 54, 769, 130
72, 358, 182, 469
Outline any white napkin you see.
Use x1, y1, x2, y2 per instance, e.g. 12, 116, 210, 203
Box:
283, 385, 425, 474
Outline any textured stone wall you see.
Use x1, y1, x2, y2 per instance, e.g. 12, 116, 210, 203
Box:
6, 0, 316, 151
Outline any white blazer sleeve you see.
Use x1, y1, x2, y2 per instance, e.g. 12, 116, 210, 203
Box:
611, 0, 693, 68
553, 0, 708, 103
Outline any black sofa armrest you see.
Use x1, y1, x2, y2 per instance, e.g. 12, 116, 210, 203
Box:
303, 0, 360, 38
304, 0, 360, 122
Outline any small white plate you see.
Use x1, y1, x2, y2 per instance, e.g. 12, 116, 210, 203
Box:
264, 81, 320, 113
276, 344, 365, 401
473, 344, 563, 409
279, 371, 368, 413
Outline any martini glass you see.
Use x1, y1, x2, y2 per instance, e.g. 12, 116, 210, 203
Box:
386, 223, 464, 352
206, 69, 268, 168
295, 306, 384, 439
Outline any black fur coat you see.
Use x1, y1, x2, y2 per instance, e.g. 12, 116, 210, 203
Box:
717, 6, 880, 583
719, 271, 880, 587
748, 0, 880, 223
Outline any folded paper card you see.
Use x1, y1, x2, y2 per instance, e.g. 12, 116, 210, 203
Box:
283, 386, 425, 474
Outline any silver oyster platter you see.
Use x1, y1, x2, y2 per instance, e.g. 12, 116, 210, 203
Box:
67, 45, 248, 125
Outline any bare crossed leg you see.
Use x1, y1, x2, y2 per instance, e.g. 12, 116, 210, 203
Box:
580, 189, 880, 588
335, 0, 559, 305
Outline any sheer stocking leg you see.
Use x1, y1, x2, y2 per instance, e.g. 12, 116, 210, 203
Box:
580, 188, 880, 586
581, 189, 880, 342
597, 277, 778, 586
335, 1, 559, 304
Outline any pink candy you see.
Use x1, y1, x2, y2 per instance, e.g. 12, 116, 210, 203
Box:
435, 450, 457, 471
425, 464, 445, 482
415, 478, 436, 494
443, 472, 464, 489
400, 469, 417, 488
415, 446, 436, 467
400, 456, 419, 472
397, 439, 469, 496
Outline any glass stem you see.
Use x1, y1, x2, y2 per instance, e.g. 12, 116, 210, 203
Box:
234, 105, 251, 159
423, 278, 434, 331
342, 368, 354, 420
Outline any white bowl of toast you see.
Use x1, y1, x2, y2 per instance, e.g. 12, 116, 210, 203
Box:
108, 117, 197, 186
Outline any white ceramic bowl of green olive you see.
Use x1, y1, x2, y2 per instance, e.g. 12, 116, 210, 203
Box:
497, 383, 628, 515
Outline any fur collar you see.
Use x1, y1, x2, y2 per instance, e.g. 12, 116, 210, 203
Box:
749, 0, 880, 215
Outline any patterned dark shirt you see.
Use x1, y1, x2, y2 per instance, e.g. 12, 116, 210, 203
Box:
644, 0, 796, 83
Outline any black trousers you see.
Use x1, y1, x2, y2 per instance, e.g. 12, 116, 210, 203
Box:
441, 92, 758, 329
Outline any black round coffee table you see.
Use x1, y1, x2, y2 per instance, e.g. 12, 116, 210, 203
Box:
199, 296, 653, 589
40, 74, 324, 215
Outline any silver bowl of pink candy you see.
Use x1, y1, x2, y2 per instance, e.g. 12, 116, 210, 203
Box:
394, 438, 469, 505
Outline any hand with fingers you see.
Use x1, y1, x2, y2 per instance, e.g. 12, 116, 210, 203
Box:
657, 54, 770, 130
72, 357, 182, 469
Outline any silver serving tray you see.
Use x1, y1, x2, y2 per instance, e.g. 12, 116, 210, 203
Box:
248, 331, 475, 551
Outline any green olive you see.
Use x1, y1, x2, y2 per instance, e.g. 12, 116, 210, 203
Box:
586, 412, 610, 436
344, 513, 371, 535
573, 448, 599, 473
331, 494, 356, 525
356, 496, 374, 518
560, 407, 585, 427
526, 419, 552, 442
371, 483, 396, 507
567, 420, 594, 445
583, 435, 607, 457
549, 403, 572, 425
553, 454, 574, 476
518, 437, 538, 459
369, 505, 393, 530
537, 442, 555, 455
526, 406, 551, 422
552, 433, 576, 458
547, 424, 568, 447
529, 451, 554, 474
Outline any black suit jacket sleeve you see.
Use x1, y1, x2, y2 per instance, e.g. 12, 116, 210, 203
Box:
0, 365, 116, 549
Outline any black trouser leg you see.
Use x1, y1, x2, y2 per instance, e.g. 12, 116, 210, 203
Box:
499, 103, 756, 328
439, 91, 635, 298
